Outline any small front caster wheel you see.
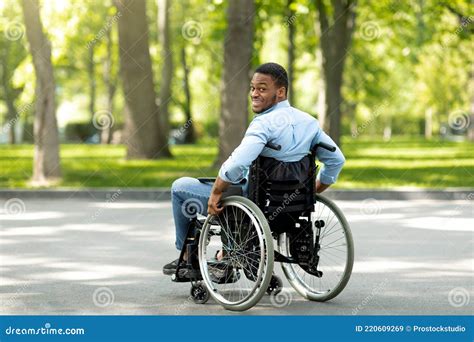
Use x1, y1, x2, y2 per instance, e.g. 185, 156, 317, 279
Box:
266, 275, 283, 295
190, 283, 209, 304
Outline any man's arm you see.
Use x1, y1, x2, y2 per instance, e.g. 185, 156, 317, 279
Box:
209, 120, 269, 215
207, 176, 230, 215
315, 179, 330, 193
311, 130, 345, 193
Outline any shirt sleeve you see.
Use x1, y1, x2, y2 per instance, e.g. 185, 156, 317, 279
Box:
218, 119, 269, 183
311, 130, 346, 185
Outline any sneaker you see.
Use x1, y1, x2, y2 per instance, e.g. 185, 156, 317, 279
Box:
208, 261, 240, 284
163, 258, 185, 276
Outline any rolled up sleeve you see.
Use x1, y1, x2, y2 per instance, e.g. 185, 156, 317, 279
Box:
311, 130, 345, 185
218, 119, 269, 183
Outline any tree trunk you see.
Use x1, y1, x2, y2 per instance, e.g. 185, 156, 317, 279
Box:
181, 45, 196, 144
0, 52, 18, 144
214, 0, 254, 167
425, 107, 433, 139
468, 68, 474, 141
102, 25, 116, 144
21, 0, 61, 183
115, 0, 171, 159
383, 115, 392, 141
157, 0, 172, 141
287, 0, 296, 105
315, 0, 356, 146
315, 41, 327, 129
88, 43, 96, 134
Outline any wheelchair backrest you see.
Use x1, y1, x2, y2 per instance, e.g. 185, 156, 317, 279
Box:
247, 152, 317, 225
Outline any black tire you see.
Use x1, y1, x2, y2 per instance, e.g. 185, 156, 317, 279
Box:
199, 196, 274, 311
279, 194, 354, 301
266, 275, 283, 295
190, 283, 209, 304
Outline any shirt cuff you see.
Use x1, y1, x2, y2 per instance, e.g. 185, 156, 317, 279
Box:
218, 168, 230, 183
318, 172, 336, 185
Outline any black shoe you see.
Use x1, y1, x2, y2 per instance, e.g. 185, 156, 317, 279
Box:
208, 261, 240, 284
163, 258, 185, 275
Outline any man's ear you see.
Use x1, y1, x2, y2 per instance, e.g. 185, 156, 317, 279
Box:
277, 87, 286, 98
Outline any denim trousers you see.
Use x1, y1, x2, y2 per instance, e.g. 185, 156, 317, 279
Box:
171, 177, 213, 250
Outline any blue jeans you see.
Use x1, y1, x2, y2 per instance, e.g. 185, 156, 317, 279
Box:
171, 177, 213, 250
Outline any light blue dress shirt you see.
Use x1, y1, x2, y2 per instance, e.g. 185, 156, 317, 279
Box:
218, 100, 345, 185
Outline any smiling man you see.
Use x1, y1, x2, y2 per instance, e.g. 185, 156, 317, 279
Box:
163, 62, 345, 275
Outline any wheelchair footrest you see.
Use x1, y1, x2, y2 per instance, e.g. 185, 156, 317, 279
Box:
171, 267, 203, 283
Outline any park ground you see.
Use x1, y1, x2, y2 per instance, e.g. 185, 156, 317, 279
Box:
0, 197, 472, 315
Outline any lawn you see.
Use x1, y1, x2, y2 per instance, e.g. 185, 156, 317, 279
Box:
1, 137, 473, 189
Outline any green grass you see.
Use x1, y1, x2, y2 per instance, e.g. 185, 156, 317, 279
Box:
1, 137, 473, 188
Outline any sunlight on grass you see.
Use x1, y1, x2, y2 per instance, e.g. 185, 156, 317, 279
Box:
0, 138, 473, 188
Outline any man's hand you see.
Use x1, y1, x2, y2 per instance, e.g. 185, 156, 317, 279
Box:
208, 191, 224, 216
207, 176, 230, 216
315, 179, 330, 193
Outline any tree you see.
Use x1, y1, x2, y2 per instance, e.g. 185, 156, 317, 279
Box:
286, 0, 296, 105
315, 0, 356, 145
157, 0, 172, 141
181, 43, 196, 143
215, 0, 255, 167
101, 21, 118, 144
0, 30, 26, 144
115, 0, 171, 159
21, 0, 61, 184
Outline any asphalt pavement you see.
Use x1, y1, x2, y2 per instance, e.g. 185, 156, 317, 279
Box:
0, 197, 472, 315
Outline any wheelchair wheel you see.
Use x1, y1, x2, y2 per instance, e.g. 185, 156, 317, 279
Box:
198, 196, 274, 311
266, 275, 283, 295
279, 194, 354, 301
190, 283, 209, 304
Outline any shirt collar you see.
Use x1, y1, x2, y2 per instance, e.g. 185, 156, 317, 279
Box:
255, 100, 290, 116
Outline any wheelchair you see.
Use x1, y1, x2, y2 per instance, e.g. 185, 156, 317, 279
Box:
170, 142, 354, 311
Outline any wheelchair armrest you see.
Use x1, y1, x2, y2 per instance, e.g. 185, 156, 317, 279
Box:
198, 177, 217, 184
198, 177, 246, 185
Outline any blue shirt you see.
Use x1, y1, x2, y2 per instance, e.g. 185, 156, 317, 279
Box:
218, 100, 345, 185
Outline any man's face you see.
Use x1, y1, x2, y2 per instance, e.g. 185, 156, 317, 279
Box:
250, 73, 285, 113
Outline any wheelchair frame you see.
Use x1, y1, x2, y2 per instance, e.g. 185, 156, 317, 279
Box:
170, 142, 354, 311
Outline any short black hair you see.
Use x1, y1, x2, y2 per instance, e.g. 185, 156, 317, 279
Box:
254, 62, 288, 96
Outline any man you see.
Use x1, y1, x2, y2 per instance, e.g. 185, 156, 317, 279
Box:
163, 62, 345, 275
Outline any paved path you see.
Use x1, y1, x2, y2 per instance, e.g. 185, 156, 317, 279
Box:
0, 198, 472, 315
